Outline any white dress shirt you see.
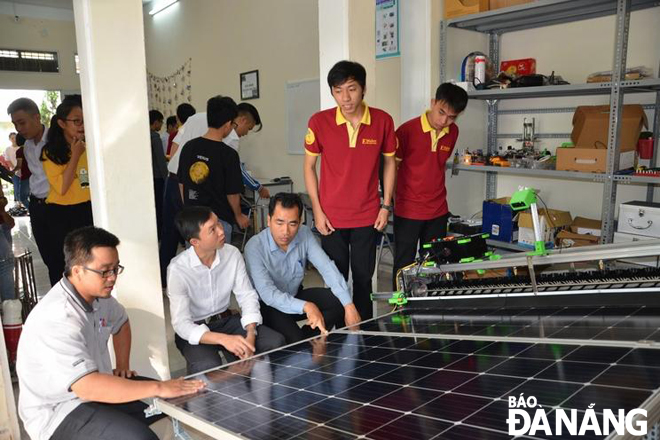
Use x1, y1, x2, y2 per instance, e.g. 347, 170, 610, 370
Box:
167, 244, 262, 345
23, 126, 50, 198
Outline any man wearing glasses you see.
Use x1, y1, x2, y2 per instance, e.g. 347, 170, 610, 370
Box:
17, 226, 205, 440
392, 83, 468, 286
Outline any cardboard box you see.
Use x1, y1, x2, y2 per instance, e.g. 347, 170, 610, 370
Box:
489, 0, 533, 10
445, 0, 489, 18
518, 208, 572, 245
555, 147, 635, 173
571, 216, 601, 236
556, 216, 601, 248
571, 105, 648, 152
617, 201, 660, 238
482, 197, 518, 243
500, 58, 536, 77
556, 230, 600, 248
613, 232, 660, 267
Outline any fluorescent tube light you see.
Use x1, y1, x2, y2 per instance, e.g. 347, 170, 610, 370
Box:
149, 0, 178, 16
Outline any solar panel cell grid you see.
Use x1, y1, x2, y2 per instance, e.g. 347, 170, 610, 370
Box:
157, 306, 660, 440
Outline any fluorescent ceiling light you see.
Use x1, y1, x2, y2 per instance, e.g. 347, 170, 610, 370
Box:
149, 0, 178, 16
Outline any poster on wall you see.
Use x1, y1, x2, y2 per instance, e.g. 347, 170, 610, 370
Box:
376, 0, 399, 59
240, 70, 260, 100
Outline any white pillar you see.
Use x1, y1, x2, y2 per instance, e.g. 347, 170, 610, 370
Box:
400, 0, 433, 121
73, 0, 170, 379
318, 0, 375, 109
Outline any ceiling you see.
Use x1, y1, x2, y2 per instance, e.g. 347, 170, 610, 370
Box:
5, 0, 151, 10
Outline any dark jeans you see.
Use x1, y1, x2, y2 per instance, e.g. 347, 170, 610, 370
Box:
47, 201, 94, 285
260, 287, 345, 344
393, 214, 448, 288
159, 175, 183, 286
28, 196, 57, 286
321, 226, 377, 320
174, 315, 285, 375
50, 376, 165, 440
153, 177, 164, 242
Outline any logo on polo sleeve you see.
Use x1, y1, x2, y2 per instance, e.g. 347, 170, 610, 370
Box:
305, 128, 316, 145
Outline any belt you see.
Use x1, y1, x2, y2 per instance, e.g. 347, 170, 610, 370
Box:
195, 310, 232, 325
29, 195, 47, 204
168, 172, 178, 179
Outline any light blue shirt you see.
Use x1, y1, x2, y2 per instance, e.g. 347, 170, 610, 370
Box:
245, 225, 352, 314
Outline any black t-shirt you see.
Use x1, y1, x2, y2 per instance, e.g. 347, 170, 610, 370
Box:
177, 136, 244, 223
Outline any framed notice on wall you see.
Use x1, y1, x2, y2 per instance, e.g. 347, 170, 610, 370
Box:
240, 70, 259, 100
376, 0, 399, 59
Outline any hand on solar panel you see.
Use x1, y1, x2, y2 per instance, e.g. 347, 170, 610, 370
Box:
303, 301, 328, 334
312, 208, 335, 235
112, 368, 137, 379
156, 378, 206, 399
218, 333, 256, 359
344, 303, 362, 329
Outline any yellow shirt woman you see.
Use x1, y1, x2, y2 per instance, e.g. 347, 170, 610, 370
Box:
43, 149, 90, 205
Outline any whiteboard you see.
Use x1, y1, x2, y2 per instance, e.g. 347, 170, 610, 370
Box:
286, 78, 320, 155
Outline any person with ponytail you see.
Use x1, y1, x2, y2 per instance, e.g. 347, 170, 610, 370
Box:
41, 94, 93, 280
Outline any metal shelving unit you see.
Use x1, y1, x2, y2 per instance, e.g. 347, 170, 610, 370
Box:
440, 0, 660, 244
456, 164, 660, 185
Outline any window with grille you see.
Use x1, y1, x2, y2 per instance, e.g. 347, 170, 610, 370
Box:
0, 48, 59, 73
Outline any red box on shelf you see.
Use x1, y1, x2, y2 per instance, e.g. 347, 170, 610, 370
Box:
500, 58, 536, 77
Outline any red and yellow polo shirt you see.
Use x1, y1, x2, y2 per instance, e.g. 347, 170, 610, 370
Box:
305, 104, 396, 228
394, 111, 459, 220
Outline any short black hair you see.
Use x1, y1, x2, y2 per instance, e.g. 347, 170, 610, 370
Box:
268, 192, 303, 218
149, 110, 164, 125
327, 60, 366, 90
64, 226, 120, 277
7, 97, 39, 116
176, 103, 196, 124
207, 96, 238, 129
175, 206, 214, 242
237, 102, 262, 132
434, 83, 469, 114
166, 116, 177, 128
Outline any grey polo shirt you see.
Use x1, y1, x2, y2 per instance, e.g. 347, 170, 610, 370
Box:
16, 277, 128, 440
23, 125, 50, 199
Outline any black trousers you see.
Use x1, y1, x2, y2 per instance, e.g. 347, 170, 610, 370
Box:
50, 376, 165, 440
260, 287, 345, 344
47, 201, 94, 285
28, 196, 58, 285
158, 175, 183, 286
174, 315, 285, 375
393, 214, 448, 288
153, 177, 165, 242
321, 226, 376, 320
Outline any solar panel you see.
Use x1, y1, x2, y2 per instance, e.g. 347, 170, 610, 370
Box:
157, 321, 660, 439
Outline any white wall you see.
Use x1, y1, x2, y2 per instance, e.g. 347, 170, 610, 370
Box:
0, 13, 79, 92
143, 0, 320, 192
437, 6, 660, 220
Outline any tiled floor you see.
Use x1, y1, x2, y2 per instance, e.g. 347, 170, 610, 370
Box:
11, 216, 395, 439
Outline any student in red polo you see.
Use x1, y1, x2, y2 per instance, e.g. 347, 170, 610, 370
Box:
393, 83, 468, 285
303, 60, 396, 321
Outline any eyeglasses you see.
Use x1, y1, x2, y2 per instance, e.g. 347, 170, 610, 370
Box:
64, 118, 84, 126
83, 264, 124, 278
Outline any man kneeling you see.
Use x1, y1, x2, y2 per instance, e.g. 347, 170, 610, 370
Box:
168, 206, 284, 374
17, 226, 205, 440
245, 193, 362, 344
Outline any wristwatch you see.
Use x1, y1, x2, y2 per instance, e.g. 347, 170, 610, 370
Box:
380, 203, 392, 212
